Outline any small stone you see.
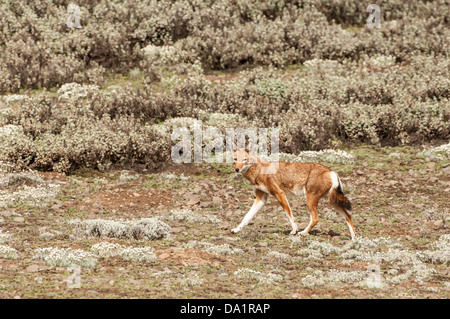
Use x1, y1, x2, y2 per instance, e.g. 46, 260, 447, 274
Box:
351, 290, 361, 296
187, 195, 200, 206
442, 166, 450, 175
26, 265, 40, 272
433, 220, 444, 229
170, 227, 185, 233
159, 253, 170, 259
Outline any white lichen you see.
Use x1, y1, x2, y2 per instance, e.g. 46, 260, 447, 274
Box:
33, 247, 97, 267
69, 218, 170, 240
91, 242, 157, 263
0, 244, 19, 259
0, 229, 11, 243
57, 83, 99, 101
182, 240, 243, 256
234, 268, 283, 284
164, 209, 222, 224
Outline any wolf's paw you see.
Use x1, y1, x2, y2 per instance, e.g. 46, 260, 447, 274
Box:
290, 229, 298, 236
231, 228, 241, 234
299, 230, 309, 237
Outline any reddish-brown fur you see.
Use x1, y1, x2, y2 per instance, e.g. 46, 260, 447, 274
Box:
232, 148, 356, 239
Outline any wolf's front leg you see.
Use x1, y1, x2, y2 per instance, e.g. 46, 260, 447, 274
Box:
231, 189, 267, 233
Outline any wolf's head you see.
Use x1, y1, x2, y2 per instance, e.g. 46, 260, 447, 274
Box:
233, 147, 253, 173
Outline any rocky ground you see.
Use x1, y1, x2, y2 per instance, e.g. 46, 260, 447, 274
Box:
0, 145, 449, 298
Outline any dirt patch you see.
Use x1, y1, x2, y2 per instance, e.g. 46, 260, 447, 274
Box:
150, 163, 225, 178
83, 188, 172, 210
38, 172, 68, 182
155, 248, 229, 266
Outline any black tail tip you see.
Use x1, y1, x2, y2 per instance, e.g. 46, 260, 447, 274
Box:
346, 201, 352, 212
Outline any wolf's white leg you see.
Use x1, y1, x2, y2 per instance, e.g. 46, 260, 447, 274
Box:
231, 191, 267, 233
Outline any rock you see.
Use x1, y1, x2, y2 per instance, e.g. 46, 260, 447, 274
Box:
171, 227, 185, 233
442, 166, 450, 175
351, 290, 361, 296
433, 220, 444, 229
0, 211, 12, 217
187, 195, 200, 206
430, 177, 439, 183
426, 162, 436, 170
128, 279, 140, 285
26, 265, 40, 272
159, 253, 170, 259
13, 217, 25, 223
426, 156, 440, 162
199, 201, 212, 208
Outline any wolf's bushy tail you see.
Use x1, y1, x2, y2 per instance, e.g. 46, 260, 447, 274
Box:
328, 172, 352, 211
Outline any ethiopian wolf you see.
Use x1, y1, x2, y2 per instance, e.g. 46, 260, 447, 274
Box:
231, 148, 355, 240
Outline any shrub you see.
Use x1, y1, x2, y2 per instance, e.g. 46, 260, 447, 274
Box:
33, 247, 98, 267
182, 240, 243, 256
1, 0, 447, 93
0, 244, 18, 259
70, 217, 171, 240
164, 209, 222, 224
0, 1, 448, 171
90, 242, 157, 263
234, 268, 283, 284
